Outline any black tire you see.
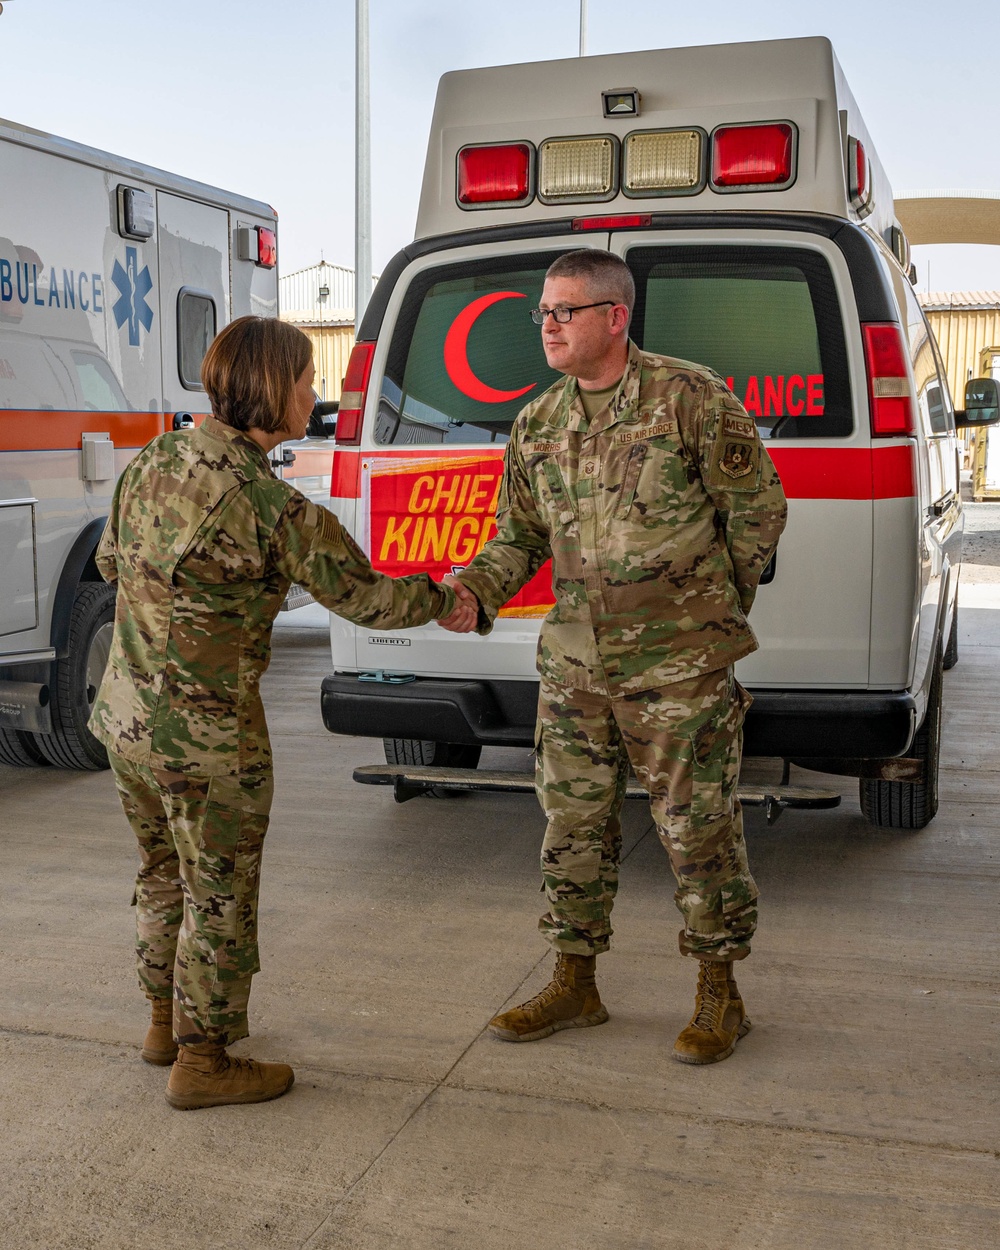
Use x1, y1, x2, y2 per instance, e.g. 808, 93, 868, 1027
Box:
382, 738, 482, 769
859, 646, 942, 830
0, 728, 52, 768
942, 606, 959, 671
35, 582, 116, 771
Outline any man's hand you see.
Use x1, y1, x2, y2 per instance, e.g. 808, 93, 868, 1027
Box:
437, 575, 479, 633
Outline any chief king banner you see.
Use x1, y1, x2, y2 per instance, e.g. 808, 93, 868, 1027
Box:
361, 453, 555, 618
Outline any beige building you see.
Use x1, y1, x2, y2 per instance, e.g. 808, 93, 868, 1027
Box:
919, 290, 1000, 403
919, 291, 1000, 499
279, 261, 358, 402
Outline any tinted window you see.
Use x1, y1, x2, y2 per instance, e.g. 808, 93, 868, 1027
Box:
628, 246, 852, 438
177, 290, 216, 391
377, 253, 566, 445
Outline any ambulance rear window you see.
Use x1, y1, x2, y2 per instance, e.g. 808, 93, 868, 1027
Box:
628, 245, 852, 438
376, 253, 565, 445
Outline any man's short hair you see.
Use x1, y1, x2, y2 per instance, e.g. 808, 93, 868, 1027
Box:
546, 251, 635, 316
201, 316, 313, 435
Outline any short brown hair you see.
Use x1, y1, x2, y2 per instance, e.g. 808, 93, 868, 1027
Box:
201, 316, 313, 434
546, 251, 635, 317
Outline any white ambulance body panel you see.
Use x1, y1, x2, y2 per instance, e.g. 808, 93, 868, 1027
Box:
0, 117, 278, 768
322, 37, 973, 829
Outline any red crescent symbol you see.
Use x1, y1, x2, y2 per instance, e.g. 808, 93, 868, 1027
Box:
443, 291, 537, 404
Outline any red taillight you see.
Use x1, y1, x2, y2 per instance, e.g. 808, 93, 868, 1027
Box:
863, 324, 914, 436
458, 144, 531, 205
572, 214, 652, 231
257, 227, 277, 268
335, 342, 375, 446
711, 123, 795, 189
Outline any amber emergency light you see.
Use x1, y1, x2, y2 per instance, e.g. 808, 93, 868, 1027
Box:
538, 137, 616, 203
623, 129, 704, 196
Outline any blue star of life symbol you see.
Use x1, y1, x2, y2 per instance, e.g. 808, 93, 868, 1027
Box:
112, 246, 154, 347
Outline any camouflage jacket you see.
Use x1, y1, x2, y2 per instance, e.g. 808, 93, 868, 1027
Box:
90, 416, 454, 774
457, 341, 787, 695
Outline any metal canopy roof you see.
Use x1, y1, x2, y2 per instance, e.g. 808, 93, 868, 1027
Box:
895, 191, 1000, 246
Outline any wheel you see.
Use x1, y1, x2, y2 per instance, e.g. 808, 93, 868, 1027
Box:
35, 582, 116, 770
859, 646, 942, 830
942, 606, 959, 671
0, 728, 52, 768
382, 738, 482, 769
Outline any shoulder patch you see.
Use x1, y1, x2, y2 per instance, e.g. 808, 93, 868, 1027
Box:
718, 441, 755, 480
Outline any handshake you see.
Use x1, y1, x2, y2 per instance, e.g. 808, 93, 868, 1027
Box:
436, 574, 480, 633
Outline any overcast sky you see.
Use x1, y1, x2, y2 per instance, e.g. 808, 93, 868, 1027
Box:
2, 0, 998, 293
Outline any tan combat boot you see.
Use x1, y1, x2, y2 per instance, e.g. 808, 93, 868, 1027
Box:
141, 996, 178, 1067
165, 1042, 295, 1110
673, 959, 751, 1064
489, 953, 609, 1042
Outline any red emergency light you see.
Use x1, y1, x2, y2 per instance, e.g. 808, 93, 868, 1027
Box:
863, 323, 914, 436
458, 143, 532, 205
848, 136, 869, 211
711, 123, 795, 190
257, 227, 277, 269
335, 341, 375, 445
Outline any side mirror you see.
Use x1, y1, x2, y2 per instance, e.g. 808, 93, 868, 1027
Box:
955, 377, 1000, 428
306, 399, 339, 439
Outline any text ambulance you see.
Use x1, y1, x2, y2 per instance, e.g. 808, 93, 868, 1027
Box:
0, 116, 278, 769
320, 36, 998, 829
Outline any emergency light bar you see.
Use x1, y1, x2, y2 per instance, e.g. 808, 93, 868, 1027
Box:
623, 129, 704, 197
538, 136, 617, 203
710, 123, 797, 191
456, 120, 798, 208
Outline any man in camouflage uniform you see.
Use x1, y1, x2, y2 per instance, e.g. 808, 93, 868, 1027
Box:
447, 252, 786, 1062
92, 316, 472, 1108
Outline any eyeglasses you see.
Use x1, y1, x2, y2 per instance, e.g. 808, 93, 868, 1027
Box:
529, 301, 614, 325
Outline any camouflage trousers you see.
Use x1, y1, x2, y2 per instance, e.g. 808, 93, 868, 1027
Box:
534, 666, 758, 962
109, 752, 273, 1047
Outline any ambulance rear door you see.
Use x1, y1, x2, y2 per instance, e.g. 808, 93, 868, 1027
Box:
613, 226, 875, 687
156, 194, 230, 421
335, 236, 605, 680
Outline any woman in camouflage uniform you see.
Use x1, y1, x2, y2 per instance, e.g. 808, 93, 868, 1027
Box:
91, 317, 472, 1109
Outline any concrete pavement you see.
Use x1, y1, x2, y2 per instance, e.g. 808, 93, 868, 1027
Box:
1, 513, 998, 1249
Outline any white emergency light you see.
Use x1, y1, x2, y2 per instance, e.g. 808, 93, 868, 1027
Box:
117, 187, 155, 240
538, 136, 617, 204
623, 129, 705, 197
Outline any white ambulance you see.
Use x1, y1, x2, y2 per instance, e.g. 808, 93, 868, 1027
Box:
319, 36, 999, 829
0, 116, 279, 769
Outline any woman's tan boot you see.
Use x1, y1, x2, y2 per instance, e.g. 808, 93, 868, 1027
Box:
165, 1042, 295, 1110
489, 953, 609, 1042
141, 996, 178, 1066
673, 959, 752, 1064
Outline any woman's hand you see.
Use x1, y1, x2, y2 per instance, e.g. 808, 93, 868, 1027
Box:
437, 576, 480, 632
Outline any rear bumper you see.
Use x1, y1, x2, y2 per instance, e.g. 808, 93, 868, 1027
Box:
320, 673, 917, 759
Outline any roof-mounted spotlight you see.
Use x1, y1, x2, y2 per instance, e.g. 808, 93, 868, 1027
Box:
602, 88, 640, 119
